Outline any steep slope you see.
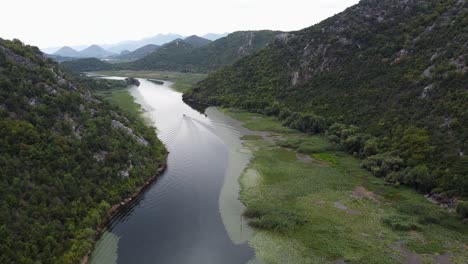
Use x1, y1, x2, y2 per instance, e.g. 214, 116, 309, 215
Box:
128, 30, 281, 72
61, 57, 114, 72
185, 0, 468, 196
115, 44, 160, 61
0, 39, 166, 263
53, 46, 80, 57
184, 35, 211, 47
78, 44, 116, 58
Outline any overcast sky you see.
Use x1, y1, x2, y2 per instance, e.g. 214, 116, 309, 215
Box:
1, 0, 360, 49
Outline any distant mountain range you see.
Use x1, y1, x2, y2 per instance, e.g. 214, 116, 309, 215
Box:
110, 36, 212, 62
126, 30, 281, 72
103, 33, 184, 53
43, 32, 228, 55
61, 31, 280, 73
53, 45, 117, 59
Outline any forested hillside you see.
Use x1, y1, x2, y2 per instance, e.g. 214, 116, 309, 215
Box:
61, 57, 114, 72
128, 30, 281, 72
0, 38, 167, 264
185, 0, 468, 199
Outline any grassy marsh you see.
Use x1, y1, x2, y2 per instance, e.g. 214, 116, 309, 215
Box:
94, 88, 142, 119
226, 109, 468, 264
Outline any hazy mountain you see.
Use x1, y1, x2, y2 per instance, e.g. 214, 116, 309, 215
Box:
78, 44, 116, 58
115, 44, 160, 61
42, 45, 88, 54
104, 33, 184, 53
120, 50, 131, 55
184, 0, 468, 196
43, 33, 226, 54
53, 46, 80, 57
184, 35, 211, 48
202, 32, 229, 41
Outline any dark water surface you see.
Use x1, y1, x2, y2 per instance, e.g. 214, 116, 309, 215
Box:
90, 79, 255, 264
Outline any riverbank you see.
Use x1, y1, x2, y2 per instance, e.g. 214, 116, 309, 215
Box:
223, 109, 468, 263
87, 78, 257, 263
93, 70, 207, 92
93, 84, 143, 118
81, 164, 167, 264
81, 79, 169, 264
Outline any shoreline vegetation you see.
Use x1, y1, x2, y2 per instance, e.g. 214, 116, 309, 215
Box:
221, 108, 468, 263
81, 164, 167, 264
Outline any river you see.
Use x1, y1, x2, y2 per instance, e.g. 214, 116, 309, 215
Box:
89, 78, 258, 264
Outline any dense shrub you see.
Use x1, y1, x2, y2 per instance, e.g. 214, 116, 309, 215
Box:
456, 201, 468, 218
382, 215, 421, 231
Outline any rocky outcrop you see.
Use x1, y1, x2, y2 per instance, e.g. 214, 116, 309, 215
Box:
111, 120, 149, 146
148, 79, 164, 85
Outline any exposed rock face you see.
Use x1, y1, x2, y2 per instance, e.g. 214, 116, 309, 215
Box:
266, 0, 468, 88
29, 98, 40, 106
0, 45, 38, 68
93, 151, 108, 162
111, 120, 149, 146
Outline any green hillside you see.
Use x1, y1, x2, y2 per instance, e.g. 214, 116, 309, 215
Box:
184, 0, 468, 198
115, 44, 160, 61
61, 57, 114, 72
129, 31, 281, 72
0, 38, 166, 264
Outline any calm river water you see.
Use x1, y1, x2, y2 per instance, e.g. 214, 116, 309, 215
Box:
89, 78, 257, 264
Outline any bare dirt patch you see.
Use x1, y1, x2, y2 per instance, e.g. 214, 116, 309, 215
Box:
296, 153, 313, 163
433, 253, 452, 264
334, 201, 361, 215
254, 131, 285, 143
313, 200, 325, 206
351, 186, 378, 201
409, 231, 425, 243
295, 153, 328, 167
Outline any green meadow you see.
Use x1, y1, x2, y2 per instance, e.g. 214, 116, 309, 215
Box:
225, 109, 468, 264
94, 88, 142, 119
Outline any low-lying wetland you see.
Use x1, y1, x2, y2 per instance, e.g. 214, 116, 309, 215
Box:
224, 108, 468, 264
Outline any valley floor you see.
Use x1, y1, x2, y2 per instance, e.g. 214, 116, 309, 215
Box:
223, 109, 468, 264
94, 70, 207, 92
